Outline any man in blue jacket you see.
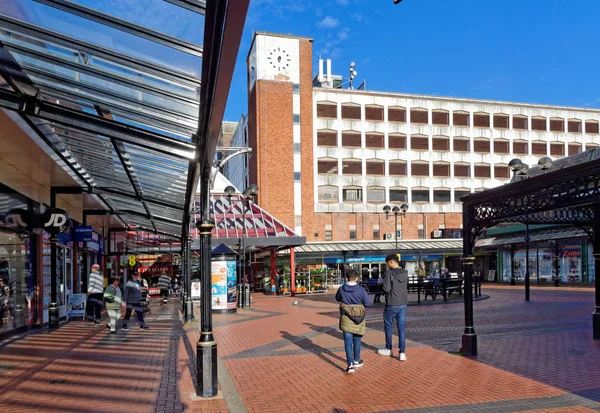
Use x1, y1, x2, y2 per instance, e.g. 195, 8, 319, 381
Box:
378, 254, 409, 361
121, 272, 149, 331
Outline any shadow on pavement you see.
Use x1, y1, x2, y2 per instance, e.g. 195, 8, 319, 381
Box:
280, 330, 346, 372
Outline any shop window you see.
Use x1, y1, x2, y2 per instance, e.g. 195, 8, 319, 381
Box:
531, 117, 546, 131
317, 159, 338, 175
493, 113, 509, 129
316, 102, 337, 119
454, 163, 471, 178
389, 188, 408, 203
411, 162, 429, 176
433, 189, 451, 203
550, 142, 565, 156
388, 134, 407, 150
494, 165, 510, 179
317, 130, 337, 146
568, 143, 582, 155
349, 225, 357, 240
341, 131, 361, 148
474, 164, 491, 178
432, 136, 449, 151
494, 139, 509, 154
366, 187, 385, 204
513, 115, 528, 130
365, 133, 384, 149
341, 104, 361, 120
432, 110, 449, 125
585, 120, 599, 134
453, 112, 470, 127
550, 118, 564, 132
513, 140, 528, 155
473, 139, 490, 153
432, 163, 450, 177
473, 112, 490, 128
318, 186, 338, 203
366, 161, 385, 176
453, 137, 470, 152
412, 189, 430, 203
410, 108, 428, 124
568, 119, 582, 133
454, 189, 471, 202
342, 159, 362, 175
389, 161, 407, 176
411, 135, 429, 151
343, 188, 362, 202
531, 141, 547, 155
365, 105, 384, 122
388, 106, 406, 123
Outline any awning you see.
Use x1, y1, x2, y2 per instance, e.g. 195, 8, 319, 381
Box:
475, 228, 588, 249
283, 239, 463, 257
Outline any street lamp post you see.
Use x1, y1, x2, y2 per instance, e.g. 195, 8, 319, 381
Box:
240, 184, 259, 309
383, 203, 408, 253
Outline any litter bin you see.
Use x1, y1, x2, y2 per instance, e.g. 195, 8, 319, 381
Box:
238, 283, 251, 309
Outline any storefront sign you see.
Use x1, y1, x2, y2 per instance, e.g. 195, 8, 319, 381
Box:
324, 254, 441, 264
211, 260, 237, 310
67, 294, 87, 319
42, 208, 70, 234
3, 208, 30, 229
148, 287, 161, 296
75, 226, 93, 242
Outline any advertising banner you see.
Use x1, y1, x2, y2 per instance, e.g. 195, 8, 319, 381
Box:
67, 294, 87, 319
212, 260, 237, 310
191, 281, 201, 300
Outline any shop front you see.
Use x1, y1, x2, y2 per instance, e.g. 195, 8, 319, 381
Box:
42, 231, 74, 323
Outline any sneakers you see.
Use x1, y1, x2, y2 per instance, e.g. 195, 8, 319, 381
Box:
344, 366, 355, 374
109, 331, 117, 334
377, 348, 392, 356
352, 360, 364, 368
140, 325, 150, 330
121, 325, 130, 331
399, 352, 407, 361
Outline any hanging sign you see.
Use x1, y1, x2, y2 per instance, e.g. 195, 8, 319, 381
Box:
75, 226, 93, 242
42, 208, 70, 234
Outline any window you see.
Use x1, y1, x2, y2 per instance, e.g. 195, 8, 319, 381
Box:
341, 131, 361, 147
411, 162, 429, 176
388, 106, 406, 123
550, 142, 565, 156
473, 112, 490, 128
432, 110, 449, 125
550, 118, 564, 132
366, 160, 385, 175
411, 135, 429, 151
418, 224, 425, 239
410, 108, 428, 124
366, 187, 385, 204
493, 114, 509, 129
494, 140, 509, 154
494, 165, 510, 179
316, 102, 336, 118
585, 120, 599, 134
389, 161, 407, 176
473, 139, 490, 153
292, 83, 300, 94
568, 143, 582, 155
343, 188, 362, 202
532, 141, 547, 155
317, 130, 337, 146
389, 188, 408, 202
454, 163, 470, 178
454, 189, 471, 202
433, 189, 451, 203
365, 105, 384, 122
388, 134, 407, 150
365, 133, 384, 149
318, 159, 338, 174
293, 114, 300, 124
531, 117, 546, 131
294, 142, 300, 153
474, 164, 491, 178
342, 159, 362, 175
396, 225, 402, 240
432, 163, 450, 177
349, 225, 357, 240
294, 172, 301, 182
513, 116, 528, 130
341, 104, 361, 120
373, 224, 380, 240
318, 186, 338, 202
412, 189, 430, 203
453, 112, 470, 127
513, 140, 528, 155
568, 119, 582, 133
453, 138, 470, 152
325, 225, 332, 241
432, 136, 449, 151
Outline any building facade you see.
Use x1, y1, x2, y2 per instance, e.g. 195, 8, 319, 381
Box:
237, 32, 600, 247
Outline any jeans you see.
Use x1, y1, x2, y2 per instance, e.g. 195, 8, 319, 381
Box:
107, 308, 121, 332
86, 293, 103, 322
123, 302, 145, 327
384, 305, 407, 352
160, 288, 169, 301
343, 331, 362, 367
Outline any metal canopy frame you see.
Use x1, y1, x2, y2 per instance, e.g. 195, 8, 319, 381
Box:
460, 151, 600, 355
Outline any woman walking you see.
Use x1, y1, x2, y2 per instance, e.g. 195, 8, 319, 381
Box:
104, 277, 123, 334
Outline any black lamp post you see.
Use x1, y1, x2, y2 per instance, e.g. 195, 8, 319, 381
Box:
383, 203, 408, 253
240, 184, 259, 309
524, 224, 531, 302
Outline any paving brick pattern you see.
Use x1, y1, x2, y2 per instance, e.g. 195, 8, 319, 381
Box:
1, 286, 599, 413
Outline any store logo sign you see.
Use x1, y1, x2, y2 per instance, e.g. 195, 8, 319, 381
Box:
3, 208, 29, 228
42, 208, 70, 234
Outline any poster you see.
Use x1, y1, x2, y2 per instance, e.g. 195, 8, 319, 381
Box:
191, 281, 201, 300
212, 260, 237, 310
68, 294, 87, 319
488, 270, 495, 282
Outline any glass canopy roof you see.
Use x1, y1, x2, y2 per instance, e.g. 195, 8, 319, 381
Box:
0, 0, 241, 239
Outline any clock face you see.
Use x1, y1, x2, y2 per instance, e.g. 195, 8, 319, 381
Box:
267, 47, 291, 74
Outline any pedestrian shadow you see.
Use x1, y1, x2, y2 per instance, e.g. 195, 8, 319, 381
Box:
280, 330, 346, 372
303, 323, 380, 353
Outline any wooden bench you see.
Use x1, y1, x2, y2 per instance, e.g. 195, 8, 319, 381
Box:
441, 278, 464, 302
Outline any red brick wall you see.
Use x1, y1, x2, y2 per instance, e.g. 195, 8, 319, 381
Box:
299, 38, 315, 238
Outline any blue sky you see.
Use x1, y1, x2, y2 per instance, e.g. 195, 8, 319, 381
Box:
223, 0, 600, 120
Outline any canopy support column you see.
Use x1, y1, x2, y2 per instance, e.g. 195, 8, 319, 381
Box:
461, 202, 477, 356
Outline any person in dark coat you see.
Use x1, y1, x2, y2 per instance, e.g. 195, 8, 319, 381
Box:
378, 254, 409, 361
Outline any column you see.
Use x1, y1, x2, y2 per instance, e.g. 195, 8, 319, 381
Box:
290, 248, 296, 297
460, 202, 477, 356
49, 233, 59, 329
270, 248, 276, 291
185, 236, 193, 322
524, 225, 531, 302
593, 204, 600, 340
181, 239, 187, 314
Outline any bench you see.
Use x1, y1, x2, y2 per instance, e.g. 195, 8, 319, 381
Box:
358, 282, 382, 294
408, 280, 442, 303
441, 278, 463, 302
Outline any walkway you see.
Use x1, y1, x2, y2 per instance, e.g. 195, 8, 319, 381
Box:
1, 287, 599, 412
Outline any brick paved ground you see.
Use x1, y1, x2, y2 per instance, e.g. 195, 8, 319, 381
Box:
1, 285, 599, 412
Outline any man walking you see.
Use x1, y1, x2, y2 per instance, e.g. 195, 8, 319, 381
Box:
121, 272, 149, 331
158, 272, 171, 305
87, 264, 104, 324
378, 254, 409, 361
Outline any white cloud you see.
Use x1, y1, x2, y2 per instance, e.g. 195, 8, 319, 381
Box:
337, 28, 350, 41
352, 12, 364, 22
317, 16, 340, 29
